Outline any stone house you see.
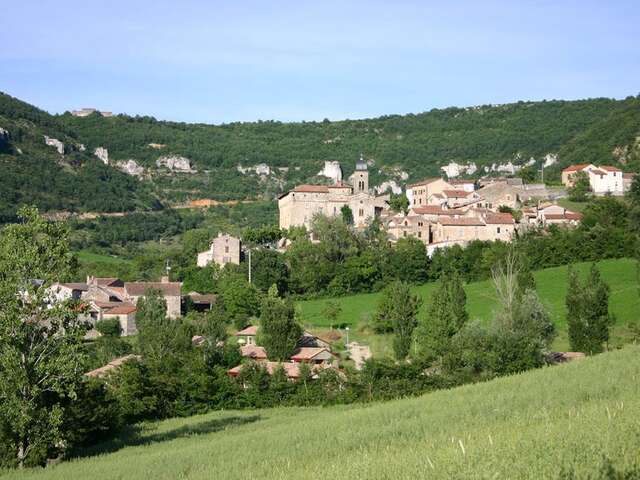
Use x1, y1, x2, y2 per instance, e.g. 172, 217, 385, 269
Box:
123, 277, 182, 319
475, 181, 520, 210
406, 178, 453, 207
197, 233, 241, 267
278, 158, 389, 230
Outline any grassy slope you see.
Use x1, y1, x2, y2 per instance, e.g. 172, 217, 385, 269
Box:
297, 258, 640, 353
6, 346, 640, 479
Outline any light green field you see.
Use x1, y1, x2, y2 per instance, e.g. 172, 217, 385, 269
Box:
5, 346, 639, 480
76, 250, 133, 267
298, 258, 640, 353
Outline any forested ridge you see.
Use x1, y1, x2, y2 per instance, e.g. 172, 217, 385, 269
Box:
1, 91, 639, 220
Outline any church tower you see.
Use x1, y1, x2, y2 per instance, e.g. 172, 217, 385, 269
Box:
352, 154, 369, 193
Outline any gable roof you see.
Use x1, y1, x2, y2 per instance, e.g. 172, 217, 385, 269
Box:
442, 189, 471, 198
562, 164, 591, 173
103, 303, 137, 315
411, 206, 464, 216
600, 165, 622, 172
485, 213, 515, 224
124, 282, 181, 297
240, 345, 268, 360
85, 354, 141, 378
291, 347, 332, 361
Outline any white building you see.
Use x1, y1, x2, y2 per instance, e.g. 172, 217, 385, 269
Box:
561, 164, 624, 195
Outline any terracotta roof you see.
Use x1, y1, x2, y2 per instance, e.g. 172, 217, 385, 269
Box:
227, 361, 301, 379
293, 184, 329, 193
327, 182, 350, 189
188, 292, 217, 304
562, 164, 590, 173
408, 178, 444, 187
235, 325, 259, 336
545, 213, 583, 221
590, 169, 607, 176
103, 303, 137, 315
240, 345, 268, 360
291, 347, 331, 361
125, 282, 181, 297
439, 217, 485, 226
412, 206, 464, 216
600, 165, 622, 172
485, 213, 515, 224
623, 172, 636, 179
85, 354, 141, 378
443, 189, 470, 198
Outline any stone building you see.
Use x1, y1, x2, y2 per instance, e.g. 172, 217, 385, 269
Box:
197, 233, 241, 267
561, 164, 624, 195
278, 158, 389, 230
406, 178, 453, 207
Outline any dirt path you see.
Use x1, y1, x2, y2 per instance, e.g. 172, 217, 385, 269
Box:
347, 342, 372, 370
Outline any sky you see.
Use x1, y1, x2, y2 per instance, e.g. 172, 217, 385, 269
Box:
1, 0, 639, 123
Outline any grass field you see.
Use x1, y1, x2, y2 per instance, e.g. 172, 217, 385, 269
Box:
298, 258, 640, 354
5, 346, 639, 480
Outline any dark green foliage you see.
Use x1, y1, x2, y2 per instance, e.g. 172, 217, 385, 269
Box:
96, 318, 122, 337
250, 249, 289, 293
568, 171, 591, 202
340, 205, 354, 225
258, 287, 302, 361
389, 282, 422, 360
217, 273, 260, 323
416, 271, 468, 358
388, 193, 409, 214
566, 265, 613, 354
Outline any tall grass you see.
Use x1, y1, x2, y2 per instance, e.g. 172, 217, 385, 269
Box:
5, 346, 640, 479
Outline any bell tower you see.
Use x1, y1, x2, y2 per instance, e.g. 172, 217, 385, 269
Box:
353, 154, 369, 193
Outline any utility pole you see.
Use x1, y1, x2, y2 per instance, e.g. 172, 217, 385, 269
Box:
247, 248, 252, 284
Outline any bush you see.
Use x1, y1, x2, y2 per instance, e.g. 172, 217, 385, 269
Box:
96, 318, 122, 337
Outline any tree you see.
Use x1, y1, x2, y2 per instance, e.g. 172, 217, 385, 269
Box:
258, 286, 302, 361
626, 173, 640, 206
322, 301, 342, 329
388, 282, 422, 360
217, 273, 260, 328
416, 271, 468, 358
0, 207, 88, 467
250, 249, 289, 294
568, 171, 591, 202
389, 193, 409, 214
566, 265, 613, 354
340, 205, 354, 225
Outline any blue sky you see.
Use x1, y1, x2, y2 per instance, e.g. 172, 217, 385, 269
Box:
1, 0, 639, 123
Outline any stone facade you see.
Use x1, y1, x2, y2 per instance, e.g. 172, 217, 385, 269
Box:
197, 233, 241, 267
278, 159, 389, 230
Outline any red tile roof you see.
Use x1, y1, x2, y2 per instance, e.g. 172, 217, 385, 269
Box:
590, 169, 607, 176
485, 213, 515, 224
412, 206, 463, 216
60, 282, 89, 291
125, 282, 181, 297
85, 354, 141, 378
293, 185, 330, 193
240, 345, 268, 360
600, 165, 622, 172
562, 164, 590, 173
443, 189, 470, 198
545, 213, 583, 221
235, 325, 259, 336
228, 361, 302, 379
103, 303, 137, 315
291, 347, 331, 361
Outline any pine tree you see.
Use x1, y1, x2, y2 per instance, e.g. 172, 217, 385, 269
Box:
566, 265, 612, 354
388, 281, 422, 361
258, 287, 302, 361
417, 271, 468, 358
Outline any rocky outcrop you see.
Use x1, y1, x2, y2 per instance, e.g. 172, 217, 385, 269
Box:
78, 144, 86, 152
156, 155, 196, 173
375, 180, 402, 194
237, 163, 271, 176
116, 159, 144, 177
441, 162, 478, 178
94, 147, 109, 165
44, 136, 64, 155
317, 161, 343, 183
148, 143, 166, 149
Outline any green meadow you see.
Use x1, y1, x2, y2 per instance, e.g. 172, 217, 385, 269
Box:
5, 346, 639, 480
297, 258, 640, 353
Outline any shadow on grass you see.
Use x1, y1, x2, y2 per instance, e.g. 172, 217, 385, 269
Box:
73, 415, 261, 459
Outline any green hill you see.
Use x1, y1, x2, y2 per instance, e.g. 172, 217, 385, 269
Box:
5, 346, 639, 479
0, 93, 160, 222
1, 91, 639, 216
298, 258, 640, 353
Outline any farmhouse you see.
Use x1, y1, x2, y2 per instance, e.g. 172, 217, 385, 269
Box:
561, 164, 624, 195
278, 157, 389, 230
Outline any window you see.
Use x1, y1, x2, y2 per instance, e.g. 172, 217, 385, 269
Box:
359, 209, 364, 217
418, 231, 422, 238
403, 231, 407, 237
497, 227, 501, 234
404, 220, 408, 226
418, 221, 423, 227
225, 246, 229, 253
